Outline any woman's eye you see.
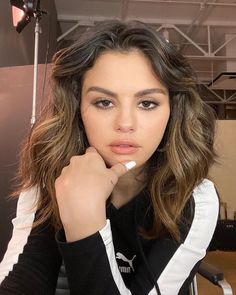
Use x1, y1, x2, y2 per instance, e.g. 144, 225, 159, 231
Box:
94, 99, 113, 109
139, 100, 158, 110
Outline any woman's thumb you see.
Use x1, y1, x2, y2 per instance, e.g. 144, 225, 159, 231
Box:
110, 161, 136, 179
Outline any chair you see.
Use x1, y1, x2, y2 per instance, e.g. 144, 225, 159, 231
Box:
190, 261, 233, 295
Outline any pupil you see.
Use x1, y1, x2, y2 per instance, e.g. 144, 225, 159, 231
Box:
103, 100, 110, 106
143, 101, 150, 107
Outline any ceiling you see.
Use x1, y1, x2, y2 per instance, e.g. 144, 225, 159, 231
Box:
54, 0, 236, 108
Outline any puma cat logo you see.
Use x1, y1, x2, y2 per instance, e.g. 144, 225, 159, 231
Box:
116, 252, 136, 273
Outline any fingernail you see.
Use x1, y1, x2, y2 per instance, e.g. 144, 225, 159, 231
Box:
125, 161, 136, 170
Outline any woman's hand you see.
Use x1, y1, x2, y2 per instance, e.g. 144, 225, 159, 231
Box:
55, 147, 136, 242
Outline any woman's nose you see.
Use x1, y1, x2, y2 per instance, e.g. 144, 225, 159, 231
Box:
115, 108, 136, 133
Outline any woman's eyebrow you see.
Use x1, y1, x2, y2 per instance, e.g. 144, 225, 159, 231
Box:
86, 87, 117, 98
86, 86, 167, 97
134, 88, 167, 97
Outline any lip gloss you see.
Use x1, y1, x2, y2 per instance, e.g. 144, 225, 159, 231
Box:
110, 144, 139, 154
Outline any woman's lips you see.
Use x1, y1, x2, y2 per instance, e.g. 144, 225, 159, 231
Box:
109, 141, 140, 155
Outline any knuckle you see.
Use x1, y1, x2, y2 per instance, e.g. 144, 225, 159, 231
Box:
55, 175, 69, 192
69, 156, 77, 164
55, 167, 69, 189
87, 146, 96, 152
85, 151, 97, 161
54, 177, 61, 189
61, 166, 67, 174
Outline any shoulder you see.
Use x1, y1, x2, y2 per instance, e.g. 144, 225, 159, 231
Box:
12, 186, 40, 228
186, 178, 219, 249
192, 178, 219, 215
16, 186, 39, 209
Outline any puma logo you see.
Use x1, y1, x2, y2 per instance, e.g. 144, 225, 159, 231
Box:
116, 252, 136, 272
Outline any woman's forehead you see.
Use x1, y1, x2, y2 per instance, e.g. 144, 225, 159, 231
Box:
82, 50, 167, 93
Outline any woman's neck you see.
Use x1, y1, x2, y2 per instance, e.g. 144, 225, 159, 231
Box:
111, 166, 147, 209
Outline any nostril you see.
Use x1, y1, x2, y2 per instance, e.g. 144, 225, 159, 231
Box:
116, 125, 135, 132
115, 115, 136, 132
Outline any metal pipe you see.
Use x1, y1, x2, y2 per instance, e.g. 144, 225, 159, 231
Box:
227, 92, 236, 102
202, 84, 224, 101
210, 61, 214, 87
207, 25, 211, 55
57, 15, 236, 27
218, 279, 234, 295
121, 0, 129, 20
195, 70, 218, 73
31, 17, 40, 126
130, 0, 236, 7
213, 34, 236, 55
172, 25, 207, 55
205, 101, 236, 104
57, 20, 94, 42
185, 55, 236, 60
179, 0, 208, 52
156, 25, 164, 33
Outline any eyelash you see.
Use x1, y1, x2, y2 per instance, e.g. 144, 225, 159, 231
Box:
94, 99, 113, 109
94, 99, 159, 110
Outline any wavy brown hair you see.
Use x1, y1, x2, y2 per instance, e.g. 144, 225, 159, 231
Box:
16, 20, 217, 240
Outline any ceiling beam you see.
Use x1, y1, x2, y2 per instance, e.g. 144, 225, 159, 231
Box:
57, 15, 236, 27
186, 56, 236, 60
130, 0, 236, 7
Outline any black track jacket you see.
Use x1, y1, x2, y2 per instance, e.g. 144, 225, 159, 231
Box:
0, 179, 219, 295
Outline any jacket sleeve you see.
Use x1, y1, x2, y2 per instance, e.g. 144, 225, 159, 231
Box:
57, 179, 219, 295
0, 188, 62, 294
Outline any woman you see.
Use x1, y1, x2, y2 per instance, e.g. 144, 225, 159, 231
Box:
0, 20, 219, 295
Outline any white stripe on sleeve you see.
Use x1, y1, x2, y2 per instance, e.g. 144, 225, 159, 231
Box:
0, 187, 39, 283
99, 220, 132, 295
148, 178, 219, 295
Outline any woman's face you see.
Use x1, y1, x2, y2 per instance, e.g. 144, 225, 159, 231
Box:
81, 49, 170, 169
